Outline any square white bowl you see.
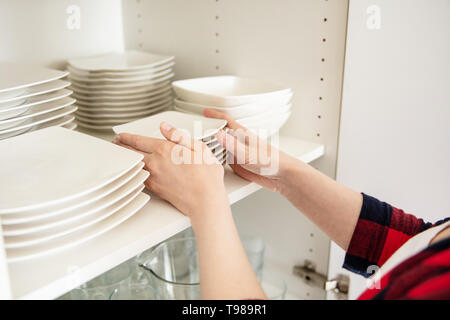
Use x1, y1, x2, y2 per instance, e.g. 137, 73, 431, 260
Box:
172, 75, 292, 107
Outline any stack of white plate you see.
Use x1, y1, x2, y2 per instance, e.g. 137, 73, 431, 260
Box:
67, 50, 175, 131
113, 111, 228, 165
0, 127, 150, 263
172, 76, 293, 137
0, 63, 78, 140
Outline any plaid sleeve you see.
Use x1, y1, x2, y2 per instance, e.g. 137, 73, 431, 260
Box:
342, 193, 439, 278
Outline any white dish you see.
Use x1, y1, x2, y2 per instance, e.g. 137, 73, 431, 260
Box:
6, 192, 150, 263
174, 92, 292, 119
0, 115, 75, 141
3, 171, 148, 236
0, 88, 26, 101
0, 127, 143, 214
0, 63, 68, 94
70, 72, 174, 90
238, 111, 292, 136
75, 90, 172, 108
172, 76, 292, 107
72, 85, 172, 102
0, 80, 70, 104
75, 121, 115, 131
67, 61, 175, 78
76, 113, 151, 125
237, 104, 292, 124
0, 89, 73, 115
0, 97, 27, 110
0, 106, 30, 121
1, 162, 144, 225
62, 121, 77, 130
0, 105, 77, 135
113, 110, 227, 140
0, 97, 76, 130
69, 80, 171, 96
76, 97, 172, 115
4, 183, 146, 248
76, 104, 170, 120
68, 68, 173, 84
68, 50, 174, 72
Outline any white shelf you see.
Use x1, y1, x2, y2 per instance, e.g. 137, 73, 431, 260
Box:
7, 134, 324, 299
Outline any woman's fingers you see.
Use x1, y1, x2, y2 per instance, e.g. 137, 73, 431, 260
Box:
217, 129, 249, 165
203, 109, 247, 131
160, 121, 204, 152
114, 133, 164, 153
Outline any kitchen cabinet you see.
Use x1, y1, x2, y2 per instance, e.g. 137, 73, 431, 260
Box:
1, 0, 448, 300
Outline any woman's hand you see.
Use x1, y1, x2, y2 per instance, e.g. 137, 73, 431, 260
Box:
204, 109, 297, 194
113, 122, 229, 222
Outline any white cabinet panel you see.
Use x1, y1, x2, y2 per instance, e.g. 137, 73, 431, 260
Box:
331, 0, 450, 299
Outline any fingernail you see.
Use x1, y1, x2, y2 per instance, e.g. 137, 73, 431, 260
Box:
161, 122, 172, 131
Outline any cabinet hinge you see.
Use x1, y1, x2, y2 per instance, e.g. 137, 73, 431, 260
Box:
293, 260, 349, 299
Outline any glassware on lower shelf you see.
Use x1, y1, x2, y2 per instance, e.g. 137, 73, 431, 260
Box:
260, 272, 287, 300
69, 262, 132, 300
139, 237, 201, 300
242, 236, 265, 281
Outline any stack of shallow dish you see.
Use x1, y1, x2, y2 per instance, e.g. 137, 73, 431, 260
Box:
67, 50, 175, 131
0, 63, 77, 140
0, 127, 150, 263
172, 76, 293, 137
113, 111, 228, 165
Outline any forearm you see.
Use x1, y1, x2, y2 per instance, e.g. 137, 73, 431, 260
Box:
279, 157, 362, 250
191, 192, 266, 300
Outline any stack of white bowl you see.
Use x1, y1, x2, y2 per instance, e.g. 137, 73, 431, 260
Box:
172, 76, 293, 137
113, 111, 228, 165
0, 63, 77, 140
0, 127, 150, 263
67, 50, 175, 131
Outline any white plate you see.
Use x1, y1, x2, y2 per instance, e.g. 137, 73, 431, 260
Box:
76, 97, 172, 115
6, 192, 150, 263
172, 76, 292, 107
68, 50, 174, 72
0, 97, 76, 130
75, 121, 115, 131
0, 88, 26, 101
1, 162, 144, 225
0, 127, 143, 214
76, 105, 171, 120
4, 183, 146, 248
62, 121, 77, 130
69, 80, 171, 96
67, 61, 175, 78
70, 72, 174, 90
0, 115, 75, 141
76, 113, 153, 125
72, 85, 172, 102
0, 97, 27, 110
68, 68, 173, 84
0, 89, 73, 115
113, 110, 227, 140
0, 105, 77, 135
0, 106, 30, 121
0, 63, 68, 94
76, 90, 172, 108
0, 80, 70, 104
3, 170, 148, 236
174, 92, 292, 119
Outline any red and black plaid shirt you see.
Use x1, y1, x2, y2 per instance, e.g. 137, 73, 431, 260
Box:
343, 193, 450, 299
